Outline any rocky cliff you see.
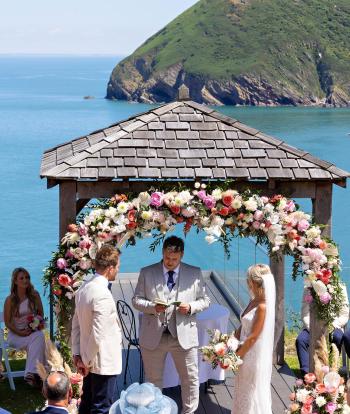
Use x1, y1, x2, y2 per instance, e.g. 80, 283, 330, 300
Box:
107, 0, 350, 106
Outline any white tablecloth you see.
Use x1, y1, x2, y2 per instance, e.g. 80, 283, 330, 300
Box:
138, 304, 229, 388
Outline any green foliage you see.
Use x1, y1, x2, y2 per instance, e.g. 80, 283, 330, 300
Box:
113, 0, 350, 96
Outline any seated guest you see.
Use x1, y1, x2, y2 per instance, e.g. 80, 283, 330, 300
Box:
3, 267, 46, 386
27, 371, 72, 414
296, 283, 350, 377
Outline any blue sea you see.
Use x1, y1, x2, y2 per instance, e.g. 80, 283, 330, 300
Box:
0, 55, 349, 319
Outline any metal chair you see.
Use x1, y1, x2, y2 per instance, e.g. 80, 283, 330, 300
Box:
116, 300, 143, 384
0, 312, 25, 390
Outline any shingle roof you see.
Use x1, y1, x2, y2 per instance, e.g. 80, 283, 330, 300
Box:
40, 100, 350, 183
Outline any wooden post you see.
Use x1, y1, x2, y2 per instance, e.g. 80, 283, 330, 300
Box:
59, 181, 77, 239
270, 252, 285, 365
309, 183, 333, 371
50, 181, 77, 340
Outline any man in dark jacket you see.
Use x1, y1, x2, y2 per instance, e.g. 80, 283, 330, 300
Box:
27, 371, 71, 414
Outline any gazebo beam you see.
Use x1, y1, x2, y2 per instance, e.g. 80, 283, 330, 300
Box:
309, 182, 333, 371
75, 180, 321, 200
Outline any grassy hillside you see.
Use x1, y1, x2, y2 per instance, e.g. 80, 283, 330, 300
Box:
107, 0, 350, 105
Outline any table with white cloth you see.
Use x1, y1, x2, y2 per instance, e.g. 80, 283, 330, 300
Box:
160, 303, 230, 388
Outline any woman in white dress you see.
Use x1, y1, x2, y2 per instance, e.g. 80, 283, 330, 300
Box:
231, 264, 276, 414
4, 267, 46, 386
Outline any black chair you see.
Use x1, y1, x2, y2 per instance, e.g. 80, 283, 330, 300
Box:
116, 300, 143, 384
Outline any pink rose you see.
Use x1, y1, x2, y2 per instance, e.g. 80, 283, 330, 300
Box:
325, 402, 337, 414
78, 225, 88, 236
214, 342, 227, 356
304, 294, 313, 304
297, 219, 310, 232
320, 292, 331, 304
285, 200, 296, 212
203, 196, 216, 209
58, 273, 72, 287
295, 379, 304, 387
304, 373, 316, 384
70, 373, 83, 384
65, 249, 74, 259
150, 192, 164, 207
56, 258, 67, 269
301, 403, 312, 414
79, 238, 92, 249
197, 190, 206, 200
253, 210, 264, 221
261, 196, 269, 204
252, 221, 260, 230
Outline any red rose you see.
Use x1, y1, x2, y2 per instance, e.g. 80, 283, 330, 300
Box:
222, 195, 233, 207
58, 273, 72, 288
219, 361, 229, 370
53, 289, 62, 296
176, 216, 184, 223
184, 221, 192, 234
218, 207, 229, 216
317, 269, 332, 285
128, 209, 136, 222
170, 205, 181, 215
67, 224, 78, 232
127, 221, 137, 230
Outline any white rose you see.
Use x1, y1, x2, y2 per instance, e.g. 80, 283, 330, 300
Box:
324, 244, 339, 257
315, 396, 326, 407
232, 198, 242, 209
212, 189, 222, 201
296, 388, 310, 403
141, 210, 152, 220
104, 207, 117, 219
117, 202, 129, 214
244, 197, 258, 211
312, 280, 327, 296
205, 235, 216, 244
139, 192, 151, 206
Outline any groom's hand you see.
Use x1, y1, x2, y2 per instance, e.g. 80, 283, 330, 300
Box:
178, 303, 191, 315
155, 304, 167, 314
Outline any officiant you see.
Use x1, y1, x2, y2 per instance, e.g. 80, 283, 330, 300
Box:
132, 236, 210, 414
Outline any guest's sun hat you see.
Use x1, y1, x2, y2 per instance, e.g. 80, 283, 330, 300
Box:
109, 382, 178, 414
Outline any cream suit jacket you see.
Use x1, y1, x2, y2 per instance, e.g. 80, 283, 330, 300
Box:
132, 261, 210, 350
301, 283, 349, 331
71, 274, 122, 375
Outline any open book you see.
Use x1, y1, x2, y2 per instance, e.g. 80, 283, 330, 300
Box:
154, 299, 181, 307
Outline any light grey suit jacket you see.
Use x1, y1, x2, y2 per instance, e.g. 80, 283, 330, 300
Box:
71, 275, 122, 375
132, 261, 210, 350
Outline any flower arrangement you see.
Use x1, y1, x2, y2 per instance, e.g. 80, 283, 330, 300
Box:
287, 371, 349, 414
200, 329, 242, 372
27, 314, 45, 331
43, 183, 343, 341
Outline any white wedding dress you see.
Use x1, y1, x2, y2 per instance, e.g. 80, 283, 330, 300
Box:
231, 274, 275, 414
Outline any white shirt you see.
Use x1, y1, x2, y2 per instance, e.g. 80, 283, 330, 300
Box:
163, 264, 180, 286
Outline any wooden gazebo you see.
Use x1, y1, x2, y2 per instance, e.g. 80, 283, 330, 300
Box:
41, 89, 349, 367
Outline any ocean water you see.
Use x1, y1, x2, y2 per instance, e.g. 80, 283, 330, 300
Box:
0, 55, 349, 319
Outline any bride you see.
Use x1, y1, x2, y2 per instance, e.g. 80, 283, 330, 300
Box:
231, 264, 276, 414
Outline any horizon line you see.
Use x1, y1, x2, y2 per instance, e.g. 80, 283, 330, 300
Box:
0, 52, 126, 57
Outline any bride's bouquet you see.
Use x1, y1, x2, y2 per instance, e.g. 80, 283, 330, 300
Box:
200, 329, 243, 372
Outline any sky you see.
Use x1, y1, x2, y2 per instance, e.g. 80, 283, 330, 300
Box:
0, 0, 198, 56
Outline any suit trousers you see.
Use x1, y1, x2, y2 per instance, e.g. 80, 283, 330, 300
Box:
79, 372, 117, 414
296, 328, 347, 376
141, 333, 199, 414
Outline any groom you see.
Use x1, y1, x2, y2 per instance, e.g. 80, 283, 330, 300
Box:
132, 236, 210, 414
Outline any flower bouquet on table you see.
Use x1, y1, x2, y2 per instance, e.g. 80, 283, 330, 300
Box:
199, 329, 243, 372
27, 314, 46, 331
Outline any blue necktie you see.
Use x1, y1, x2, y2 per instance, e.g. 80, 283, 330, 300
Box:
167, 270, 175, 291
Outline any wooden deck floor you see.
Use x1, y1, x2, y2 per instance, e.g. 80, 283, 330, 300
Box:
110, 275, 295, 414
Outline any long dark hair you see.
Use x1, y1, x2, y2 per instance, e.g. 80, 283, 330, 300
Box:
9, 267, 38, 317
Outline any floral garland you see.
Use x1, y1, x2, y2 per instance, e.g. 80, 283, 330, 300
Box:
43, 183, 343, 330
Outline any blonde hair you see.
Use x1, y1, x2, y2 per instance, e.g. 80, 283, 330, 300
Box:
247, 264, 272, 299
9, 267, 38, 317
